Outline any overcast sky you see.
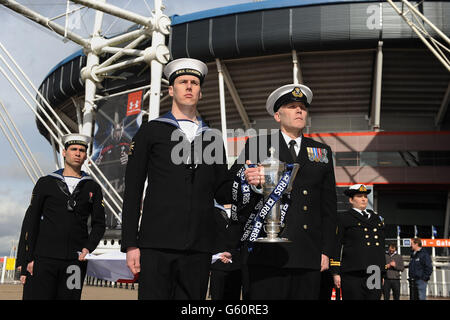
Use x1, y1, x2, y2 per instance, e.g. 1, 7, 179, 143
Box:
0, 0, 251, 256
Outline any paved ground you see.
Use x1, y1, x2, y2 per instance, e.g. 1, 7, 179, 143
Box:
1, 283, 449, 300
0, 283, 138, 300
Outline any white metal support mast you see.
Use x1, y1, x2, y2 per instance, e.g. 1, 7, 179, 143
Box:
81, 0, 104, 139
291, 50, 303, 85
387, 0, 450, 72
147, 0, 170, 120
220, 62, 251, 130
72, 0, 170, 121
370, 41, 383, 132
216, 59, 229, 158
0, 0, 171, 226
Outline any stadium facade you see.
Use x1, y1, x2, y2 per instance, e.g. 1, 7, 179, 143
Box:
34, 0, 450, 252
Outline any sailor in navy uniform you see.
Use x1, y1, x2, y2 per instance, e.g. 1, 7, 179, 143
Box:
121, 58, 233, 300
230, 84, 338, 299
330, 184, 386, 300
17, 134, 106, 300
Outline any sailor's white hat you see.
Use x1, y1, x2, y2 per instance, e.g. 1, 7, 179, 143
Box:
266, 84, 313, 116
163, 58, 208, 85
62, 133, 91, 149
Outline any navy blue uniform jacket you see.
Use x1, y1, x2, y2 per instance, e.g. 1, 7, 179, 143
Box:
330, 208, 386, 275
408, 248, 432, 281
17, 169, 106, 273
229, 131, 337, 270
121, 112, 233, 254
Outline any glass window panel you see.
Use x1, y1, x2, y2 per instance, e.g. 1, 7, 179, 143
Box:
335, 151, 358, 166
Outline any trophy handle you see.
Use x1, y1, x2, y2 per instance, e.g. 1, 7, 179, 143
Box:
244, 163, 264, 194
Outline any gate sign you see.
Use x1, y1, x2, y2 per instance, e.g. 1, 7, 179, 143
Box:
420, 239, 450, 247
126, 90, 143, 116
402, 239, 411, 247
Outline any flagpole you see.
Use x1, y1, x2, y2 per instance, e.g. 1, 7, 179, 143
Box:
397, 225, 401, 255
431, 225, 437, 296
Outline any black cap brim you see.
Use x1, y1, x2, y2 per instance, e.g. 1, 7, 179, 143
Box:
344, 189, 372, 197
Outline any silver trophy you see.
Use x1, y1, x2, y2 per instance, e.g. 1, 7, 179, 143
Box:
250, 147, 300, 242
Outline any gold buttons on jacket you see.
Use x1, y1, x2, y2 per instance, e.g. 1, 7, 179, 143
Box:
365, 235, 369, 239
367, 242, 371, 246
303, 206, 308, 211
374, 235, 379, 239
303, 190, 308, 195
376, 242, 380, 246
373, 228, 377, 232
303, 224, 308, 230
364, 228, 368, 232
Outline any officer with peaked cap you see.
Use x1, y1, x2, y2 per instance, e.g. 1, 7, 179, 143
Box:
121, 58, 233, 300
330, 184, 386, 300
17, 133, 105, 300
229, 84, 337, 299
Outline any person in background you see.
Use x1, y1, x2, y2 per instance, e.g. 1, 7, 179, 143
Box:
209, 202, 243, 300
383, 243, 404, 300
408, 237, 432, 300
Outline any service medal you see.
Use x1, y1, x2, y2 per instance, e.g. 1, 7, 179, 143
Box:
322, 148, 329, 163
313, 148, 319, 162
307, 147, 314, 162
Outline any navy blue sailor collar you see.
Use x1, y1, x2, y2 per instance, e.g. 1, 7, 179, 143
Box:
48, 168, 92, 182
152, 111, 210, 136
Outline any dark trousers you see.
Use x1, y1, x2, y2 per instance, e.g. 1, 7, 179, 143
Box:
247, 265, 321, 300
23, 257, 87, 300
341, 271, 382, 300
210, 268, 242, 300
383, 279, 401, 300
139, 248, 211, 300
319, 270, 335, 300
240, 247, 250, 300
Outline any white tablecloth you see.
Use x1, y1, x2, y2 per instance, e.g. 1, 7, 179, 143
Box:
86, 251, 134, 282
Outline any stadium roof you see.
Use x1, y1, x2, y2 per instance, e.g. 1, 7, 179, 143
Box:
36, 0, 450, 141
170, 0, 382, 25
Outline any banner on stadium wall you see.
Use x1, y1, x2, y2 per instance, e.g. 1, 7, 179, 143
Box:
92, 90, 143, 228
420, 239, 450, 247
126, 91, 142, 116
402, 238, 450, 247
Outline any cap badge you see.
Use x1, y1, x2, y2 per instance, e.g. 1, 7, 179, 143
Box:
292, 87, 303, 98
359, 185, 367, 192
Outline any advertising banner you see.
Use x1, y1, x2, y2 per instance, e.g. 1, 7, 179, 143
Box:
92, 90, 143, 228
